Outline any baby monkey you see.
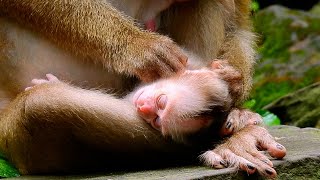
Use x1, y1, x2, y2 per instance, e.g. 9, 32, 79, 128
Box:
132, 60, 263, 140
26, 60, 258, 142
130, 61, 285, 178
26, 60, 284, 178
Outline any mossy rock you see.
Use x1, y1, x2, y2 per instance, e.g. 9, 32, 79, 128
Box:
264, 82, 320, 127
251, 5, 320, 110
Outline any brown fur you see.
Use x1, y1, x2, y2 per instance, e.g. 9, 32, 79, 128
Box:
162, 0, 256, 104
0, 0, 187, 82
0, 83, 189, 174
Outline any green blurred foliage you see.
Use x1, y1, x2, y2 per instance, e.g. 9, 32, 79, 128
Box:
251, 1, 260, 12
257, 110, 281, 126
0, 157, 20, 178
243, 99, 281, 126
250, 5, 320, 114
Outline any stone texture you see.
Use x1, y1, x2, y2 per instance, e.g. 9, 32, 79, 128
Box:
11, 126, 320, 180
264, 82, 320, 128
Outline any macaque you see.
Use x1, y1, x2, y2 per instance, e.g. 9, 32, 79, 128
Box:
23, 68, 284, 178
128, 60, 284, 178
0, 0, 285, 178
26, 59, 237, 143
133, 59, 261, 140
23, 60, 283, 178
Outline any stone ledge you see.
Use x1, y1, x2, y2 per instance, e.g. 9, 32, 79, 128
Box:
11, 126, 320, 180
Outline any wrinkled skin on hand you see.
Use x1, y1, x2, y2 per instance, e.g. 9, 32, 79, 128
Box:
200, 125, 286, 178
220, 108, 264, 136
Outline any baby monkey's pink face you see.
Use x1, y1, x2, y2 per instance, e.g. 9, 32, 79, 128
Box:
132, 68, 232, 142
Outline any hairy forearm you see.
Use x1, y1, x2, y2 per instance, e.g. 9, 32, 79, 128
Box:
26, 82, 171, 148
218, 29, 256, 104
0, 0, 143, 70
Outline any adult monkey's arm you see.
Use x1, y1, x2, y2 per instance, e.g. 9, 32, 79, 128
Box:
0, 82, 187, 174
0, 0, 187, 82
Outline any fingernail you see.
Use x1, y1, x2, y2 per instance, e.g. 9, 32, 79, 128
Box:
220, 160, 227, 167
226, 121, 232, 129
247, 164, 255, 170
276, 144, 283, 150
265, 168, 273, 175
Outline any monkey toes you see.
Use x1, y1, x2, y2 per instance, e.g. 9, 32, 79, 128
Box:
200, 126, 286, 178
25, 74, 60, 91
220, 109, 263, 136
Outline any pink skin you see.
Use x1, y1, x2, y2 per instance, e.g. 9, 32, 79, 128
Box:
133, 82, 212, 134
132, 68, 228, 138
133, 86, 165, 130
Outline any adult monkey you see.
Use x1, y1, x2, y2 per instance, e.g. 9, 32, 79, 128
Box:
0, 0, 285, 178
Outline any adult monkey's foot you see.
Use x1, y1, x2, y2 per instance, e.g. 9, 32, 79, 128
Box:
200, 125, 286, 178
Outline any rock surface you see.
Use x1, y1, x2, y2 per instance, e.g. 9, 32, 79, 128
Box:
265, 82, 320, 128
11, 126, 320, 180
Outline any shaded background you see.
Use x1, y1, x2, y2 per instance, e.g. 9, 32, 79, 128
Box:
258, 0, 319, 10
247, 0, 320, 128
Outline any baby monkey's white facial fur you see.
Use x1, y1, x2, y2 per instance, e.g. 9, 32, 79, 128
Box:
131, 68, 232, 142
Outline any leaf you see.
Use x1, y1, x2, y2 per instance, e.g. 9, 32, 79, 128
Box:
243, 99, 257, 109
257, 110, 281, 126
250, 1, 260, 12
0, 158, 20, 178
